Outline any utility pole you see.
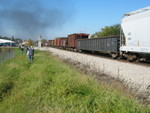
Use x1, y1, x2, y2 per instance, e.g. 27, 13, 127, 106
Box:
10, 27, 14, 47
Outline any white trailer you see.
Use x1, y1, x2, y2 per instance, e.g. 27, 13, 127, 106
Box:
120, 6, 150, 61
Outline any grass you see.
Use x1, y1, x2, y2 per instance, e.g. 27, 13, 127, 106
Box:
0, 49, 149, 113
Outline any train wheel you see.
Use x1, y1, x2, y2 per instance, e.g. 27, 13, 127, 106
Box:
126, 54, 137, 62
78, 50, 82, 53
111, 53, 118, 59
127, 58, 133, 62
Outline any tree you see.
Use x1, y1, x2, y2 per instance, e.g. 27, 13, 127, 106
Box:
28, 39, 34, 46
14, 38, 22, 43
91, 24, 120, 38
41, 39, 47, 43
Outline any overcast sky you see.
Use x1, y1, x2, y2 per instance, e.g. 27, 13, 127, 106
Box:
0, 0, 149, 40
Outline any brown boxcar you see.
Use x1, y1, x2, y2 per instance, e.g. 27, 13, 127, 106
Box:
60, 38, 68, 47
57, 38, 61, 46
54, 39, 57, 46
54, 37, 68, 47
47, 40, 54, 47
54, 38, 59, 46
68, 33, 89, 48
54, 38, 63, 47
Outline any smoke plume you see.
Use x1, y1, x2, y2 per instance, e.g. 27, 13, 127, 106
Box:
0, 0, 73, 39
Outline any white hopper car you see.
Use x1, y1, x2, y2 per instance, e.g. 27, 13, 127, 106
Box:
120, 6, 150, 61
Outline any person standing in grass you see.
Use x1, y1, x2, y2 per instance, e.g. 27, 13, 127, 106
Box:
20, 45, 24, 54
26, 46, 29, 54
28, 46, 34, 63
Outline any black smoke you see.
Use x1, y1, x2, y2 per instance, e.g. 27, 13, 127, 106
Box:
0, 0, 73, 39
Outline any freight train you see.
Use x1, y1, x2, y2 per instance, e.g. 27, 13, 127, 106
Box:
46, 6, 150, 62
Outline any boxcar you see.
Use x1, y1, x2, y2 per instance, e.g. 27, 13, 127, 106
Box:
68, 33, 89, 49
47, 40, 54, 47
77, 36, 120, 58
54, 38, 61, 47
54, 39, 57, 46
60, 38, 68, 47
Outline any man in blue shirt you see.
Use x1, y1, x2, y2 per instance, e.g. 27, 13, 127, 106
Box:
28, 46, 34, 63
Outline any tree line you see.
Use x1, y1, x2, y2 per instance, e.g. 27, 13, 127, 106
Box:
90, 24, 120, 38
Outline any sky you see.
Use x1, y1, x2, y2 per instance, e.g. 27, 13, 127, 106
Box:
0, 0, 149, 40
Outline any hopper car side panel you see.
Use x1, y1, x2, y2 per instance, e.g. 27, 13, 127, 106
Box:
77, 36, 120, 53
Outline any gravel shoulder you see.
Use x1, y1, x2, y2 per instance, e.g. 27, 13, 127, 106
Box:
37, 47, 150, 104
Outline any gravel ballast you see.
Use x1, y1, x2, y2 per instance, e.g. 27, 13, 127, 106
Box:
38, 47, 150, 102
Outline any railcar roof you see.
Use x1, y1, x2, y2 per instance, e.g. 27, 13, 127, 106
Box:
68, 33, 90, 36
124, 6, 150, 17
0, 39, 15, 43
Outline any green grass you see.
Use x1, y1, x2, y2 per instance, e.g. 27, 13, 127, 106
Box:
0, 49, 149, 113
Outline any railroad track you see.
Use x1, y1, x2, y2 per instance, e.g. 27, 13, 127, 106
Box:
55, 47, 150, 67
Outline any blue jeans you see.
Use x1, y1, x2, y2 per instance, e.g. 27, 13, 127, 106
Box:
28, 55, 34, 63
